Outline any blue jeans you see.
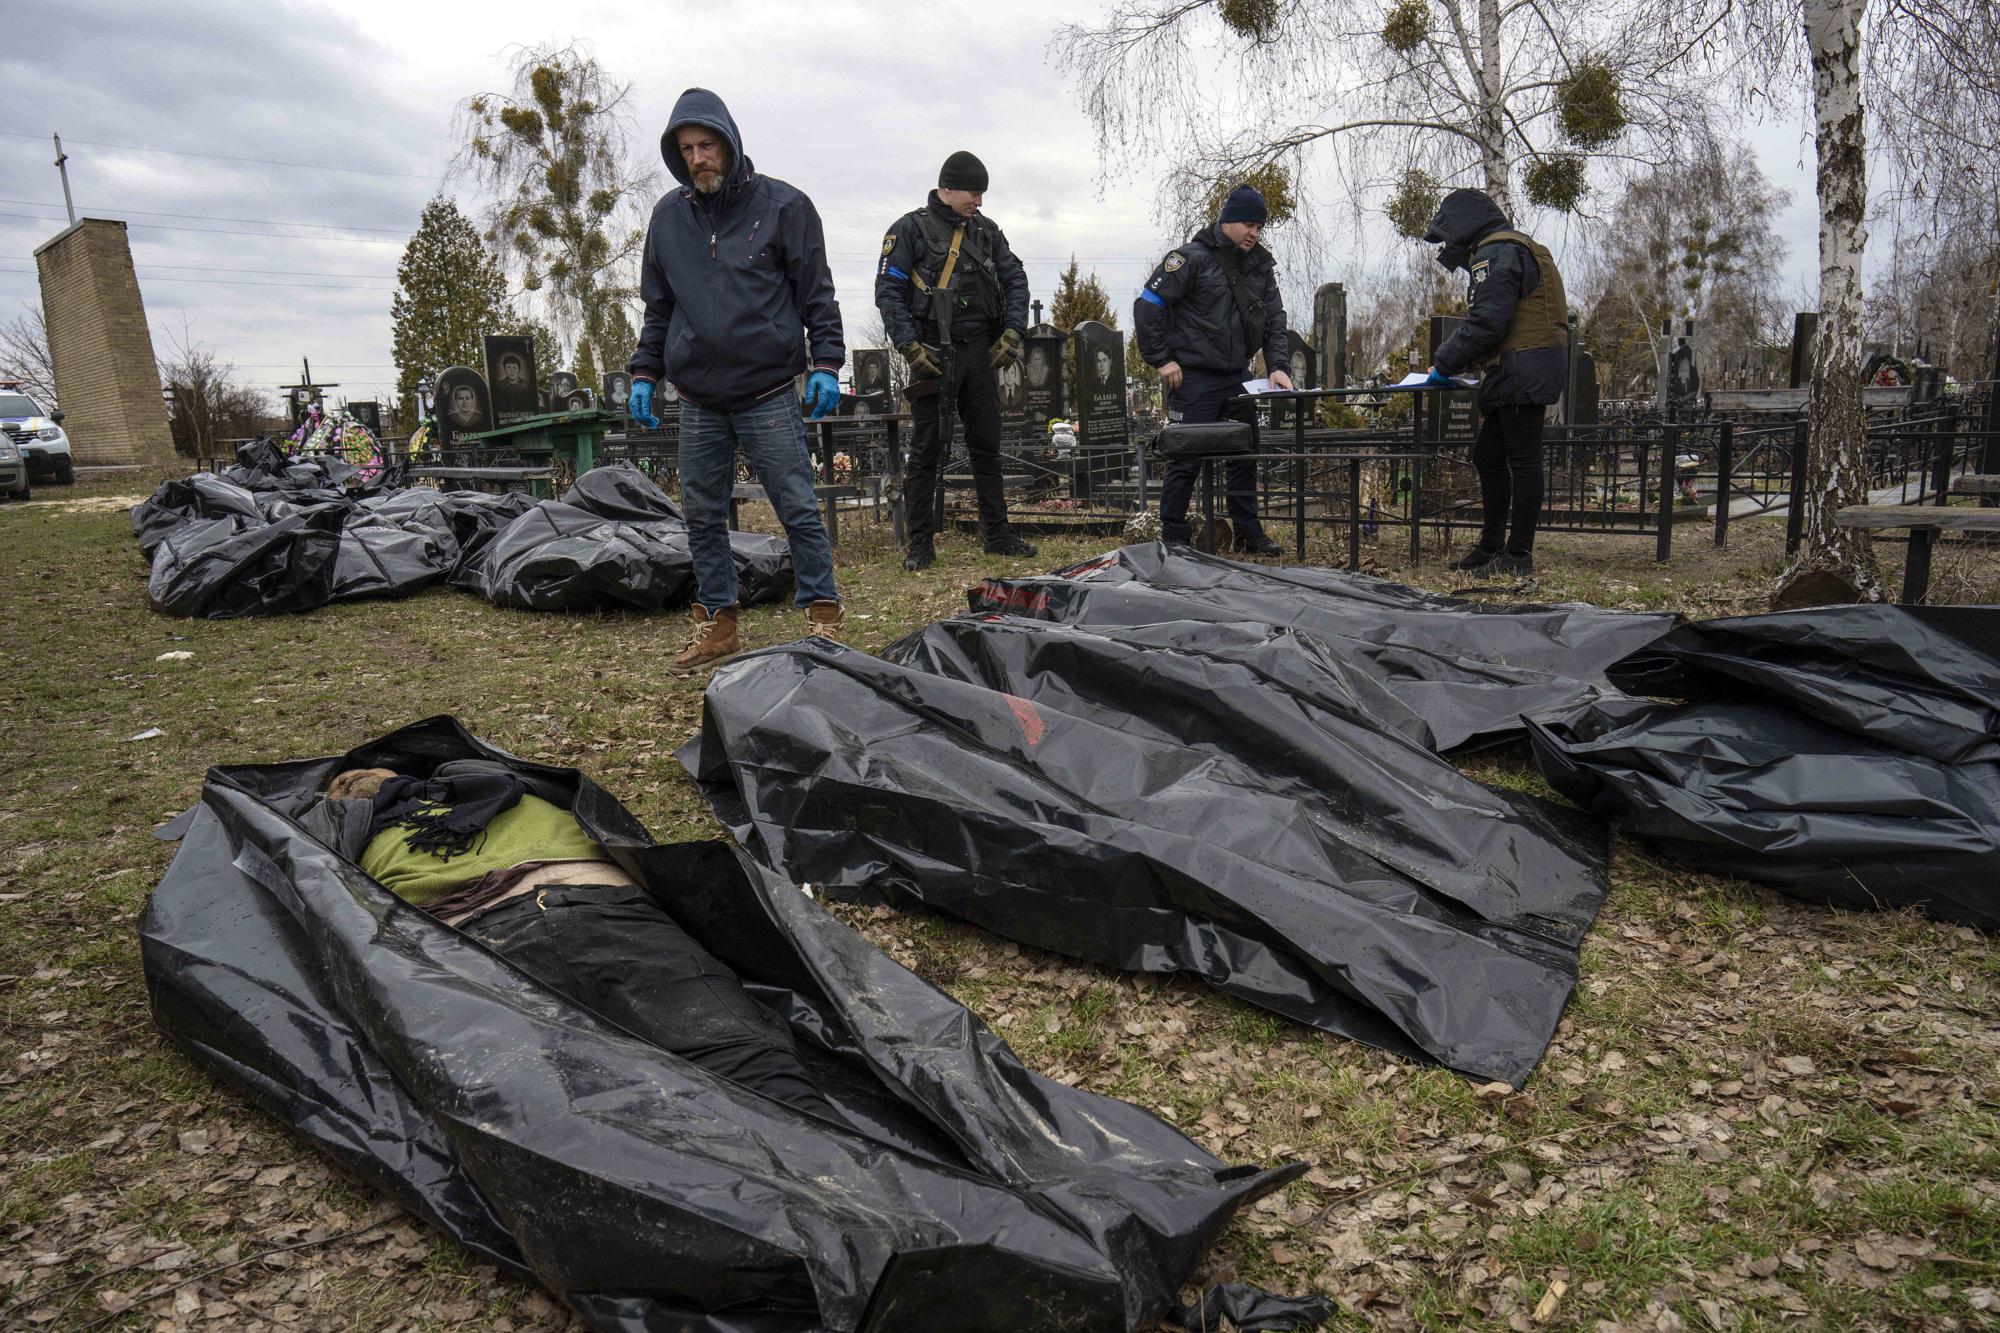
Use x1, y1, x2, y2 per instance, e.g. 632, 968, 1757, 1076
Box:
678, 393, 839, 610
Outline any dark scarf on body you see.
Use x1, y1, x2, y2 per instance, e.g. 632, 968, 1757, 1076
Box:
368, 772, 526, 861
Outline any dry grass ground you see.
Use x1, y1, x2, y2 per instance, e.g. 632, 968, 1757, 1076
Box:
2, 480, 1997, 1331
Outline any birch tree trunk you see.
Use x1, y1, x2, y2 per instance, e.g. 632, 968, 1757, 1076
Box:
1775, 0, 1883, 608
1476, 0, 1512, 213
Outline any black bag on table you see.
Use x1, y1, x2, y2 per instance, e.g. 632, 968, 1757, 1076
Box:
1154, 420, 1252, 458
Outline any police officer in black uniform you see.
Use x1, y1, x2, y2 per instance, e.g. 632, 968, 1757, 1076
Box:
877, 151, 1035, 570
1422, 187, 1569, 578
1133, 184, 1291, 554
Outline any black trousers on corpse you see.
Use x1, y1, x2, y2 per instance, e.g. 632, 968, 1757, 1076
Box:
904, 331, 1010, 546
463, 883, 849, 1127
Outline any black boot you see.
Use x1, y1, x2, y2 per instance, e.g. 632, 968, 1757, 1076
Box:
902, 538, 935, 572
1233, 532, 1282, 557
1452, 544, 1502, 571
984, 531, 1038, 557
1485, 551, 1534, 578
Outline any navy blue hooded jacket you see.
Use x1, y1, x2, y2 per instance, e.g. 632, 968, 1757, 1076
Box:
629, 89, 844, 411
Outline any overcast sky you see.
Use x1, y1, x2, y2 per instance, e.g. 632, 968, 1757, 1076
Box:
5, 0, 1834, 412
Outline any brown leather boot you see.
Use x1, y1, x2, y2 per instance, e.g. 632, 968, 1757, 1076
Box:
669, 604, 741, 675
805, 599, 844, 642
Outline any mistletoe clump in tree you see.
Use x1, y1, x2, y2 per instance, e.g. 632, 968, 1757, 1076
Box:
1057, 0, 1714, 226
389, 195, 514, 426
456, 43, 654, 387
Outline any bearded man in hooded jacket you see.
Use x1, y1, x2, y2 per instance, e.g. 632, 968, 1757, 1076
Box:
628, 87, 847, 673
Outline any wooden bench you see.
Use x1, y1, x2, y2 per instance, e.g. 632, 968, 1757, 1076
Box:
410, 464, 552, 494
1950, 474, 2000, 498
1834, 504, 2000, 603
730, 482, 859, 545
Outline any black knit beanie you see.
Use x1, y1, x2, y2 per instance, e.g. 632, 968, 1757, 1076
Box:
1219, 185, 1269, 225
939, 150, 989, 193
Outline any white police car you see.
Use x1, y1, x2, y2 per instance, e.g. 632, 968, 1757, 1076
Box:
0, 383, 72, 487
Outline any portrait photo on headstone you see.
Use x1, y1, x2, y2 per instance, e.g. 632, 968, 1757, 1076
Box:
433, 365, 492, 445
483, 335, 540, 424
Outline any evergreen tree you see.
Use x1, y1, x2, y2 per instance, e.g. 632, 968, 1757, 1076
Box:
1050, 256, 1118, 414
390, 195, 512, 423
1051, 255, 1116, 331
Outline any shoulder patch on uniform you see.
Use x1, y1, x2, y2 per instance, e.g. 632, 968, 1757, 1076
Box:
882, 234, 896, 256
1163, 252, 1185, 272
1470, 259, 1491, 283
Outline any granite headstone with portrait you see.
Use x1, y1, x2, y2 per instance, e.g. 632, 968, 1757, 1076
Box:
483, 336, 539, 425
1661, 330, 1702, 416
1272, 330, 1318, 430
1021, 328, 1065, 433
995, 358, 1025, 427
852, 348, 890, 400
1072, 321, 1129, 498
603, 372, 632, 414
548, 371, 578, 410
433, 366, 492, 448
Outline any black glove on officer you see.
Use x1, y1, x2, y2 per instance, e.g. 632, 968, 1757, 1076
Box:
900, 340, 942, 378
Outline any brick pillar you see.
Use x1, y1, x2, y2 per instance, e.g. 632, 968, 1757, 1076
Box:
33, 219, 176, 471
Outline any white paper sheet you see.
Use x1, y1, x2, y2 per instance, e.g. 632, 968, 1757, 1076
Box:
1240, 378, 1274, 394
1389, 370, 1478, 389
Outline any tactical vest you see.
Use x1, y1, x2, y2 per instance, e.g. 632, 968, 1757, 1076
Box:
1481, 229, 1567, 361
909, 209, 1002, 336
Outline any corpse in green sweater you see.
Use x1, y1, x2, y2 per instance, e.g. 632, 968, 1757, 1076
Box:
360, 794, 609, 907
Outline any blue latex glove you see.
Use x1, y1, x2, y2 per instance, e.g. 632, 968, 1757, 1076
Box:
1424, 365, 1454, 387
803, 369, 841, 420
628, 379, 660, 429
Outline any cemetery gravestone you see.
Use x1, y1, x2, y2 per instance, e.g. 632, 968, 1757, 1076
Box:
1789, 313, 1818, 389
996, 358, 1025, 425
1427, 315, 1478, 440
852, 349, 890, 401
1312, 283, 1347, 389
1072, 321, 1129, 500
1022, 329, 1065, 432
1661, 324, 1701, 416
1272, 331, 1317, 430
433, 366, 492, 448
1571, 352, 1600, 425
348, 401, 382, 436
484, 335, 539, 425
846, 350, 890, 417
548, 371, 579, 408
563, 388, 594, 413
603, 372, 632, 414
